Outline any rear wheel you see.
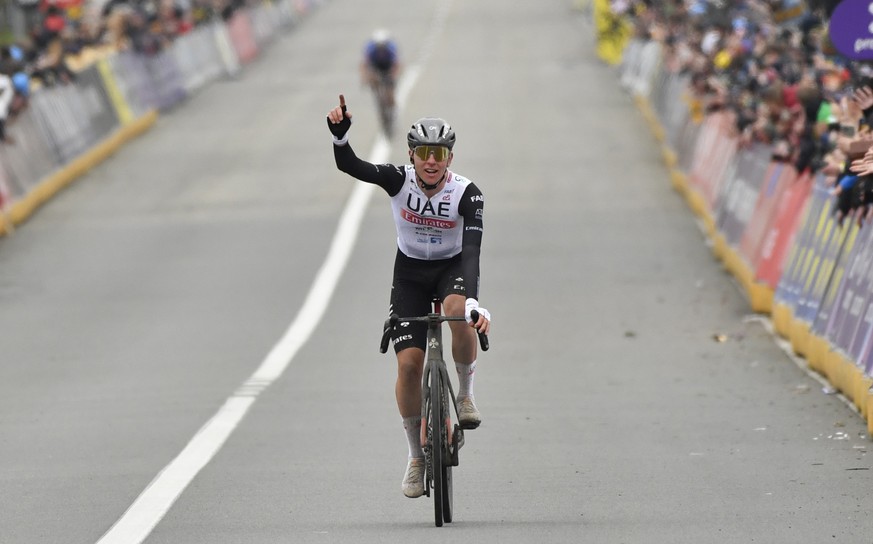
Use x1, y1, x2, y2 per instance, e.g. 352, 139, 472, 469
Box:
429, 368, 445, 527
375, 79, 395, 137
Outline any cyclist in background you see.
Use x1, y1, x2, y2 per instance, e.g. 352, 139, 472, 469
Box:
361, 29, 400, 96
360, 29, 401, 131
326, 94, 491, 499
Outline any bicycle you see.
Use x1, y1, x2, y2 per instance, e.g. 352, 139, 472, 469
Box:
380, 299, 489, 527
370, 71, 396, 137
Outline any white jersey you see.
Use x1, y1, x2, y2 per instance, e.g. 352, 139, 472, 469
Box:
390, 165, 473, 260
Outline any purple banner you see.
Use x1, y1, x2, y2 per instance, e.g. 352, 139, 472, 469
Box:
798, 216, 853, 323
777, 184, 833, 312
813, 219, 869, 341
827, 222, 867, 353
858, 291, 873, 374
829, 1, 873, 60
846, 231, 873, 361
112, 52, 160, 116
794, 201, 846, 322
144, 50, 188, 111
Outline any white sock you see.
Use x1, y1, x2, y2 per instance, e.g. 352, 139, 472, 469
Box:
402, 416, 424, 459
455, 360, 476, 399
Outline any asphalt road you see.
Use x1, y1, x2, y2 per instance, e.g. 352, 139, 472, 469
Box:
1, 1, 872, 543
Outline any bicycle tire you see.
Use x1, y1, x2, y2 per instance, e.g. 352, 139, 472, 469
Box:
429, 367, 445, 527
377, 93, 394, 137
441, 441, 453, 523
372, 77, 394, 137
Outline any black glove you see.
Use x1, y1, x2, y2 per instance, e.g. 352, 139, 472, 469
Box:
327, 104, 352, 140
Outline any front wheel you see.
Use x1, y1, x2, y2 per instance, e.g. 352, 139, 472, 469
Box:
429, 368, 445, 527
439, 377, 454, 523
441, 462, 453, 523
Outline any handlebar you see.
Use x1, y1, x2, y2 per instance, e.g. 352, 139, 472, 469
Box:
470, 310, 490, 352
379, 314, 399, 353
379, 312, 490, 354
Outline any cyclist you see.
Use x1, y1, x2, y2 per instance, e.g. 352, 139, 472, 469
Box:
360, 29, 400, 111
326, 94, 491, 499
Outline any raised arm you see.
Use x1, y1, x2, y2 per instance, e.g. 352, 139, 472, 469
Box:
326, 94, 405, 194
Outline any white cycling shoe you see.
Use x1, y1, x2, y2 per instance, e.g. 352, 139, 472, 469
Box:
458, 396, 481, 429
402, 457, 425, 498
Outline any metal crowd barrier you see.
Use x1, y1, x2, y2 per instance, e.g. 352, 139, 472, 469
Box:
620, 34, 873, 434
0, 0, 316, 231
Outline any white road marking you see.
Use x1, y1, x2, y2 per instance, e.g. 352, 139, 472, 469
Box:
94, 2, 453, 542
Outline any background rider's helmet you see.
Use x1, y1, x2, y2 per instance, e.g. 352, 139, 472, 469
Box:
407, 118, 456, 150
372, 29, 391, 45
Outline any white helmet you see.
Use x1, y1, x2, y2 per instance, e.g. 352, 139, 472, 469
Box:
372, 29, 390, 44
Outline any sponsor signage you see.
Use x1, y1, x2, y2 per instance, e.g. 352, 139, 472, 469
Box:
829, 1, 873, 60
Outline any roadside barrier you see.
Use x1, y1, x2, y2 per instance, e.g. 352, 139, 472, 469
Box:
621, 35, 873, 435
593, 0, 631, 65
227, 11, 259, 65
0, 0, 320, 236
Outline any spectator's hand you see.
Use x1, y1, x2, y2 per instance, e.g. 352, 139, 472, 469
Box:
853, 86, 873, 112
850, 156, 873, 176
848, 140, 873, 173
841, 95, 864, 124
821, 157, 842, 176
326, 94, 352, 141
464, 298, 491, 335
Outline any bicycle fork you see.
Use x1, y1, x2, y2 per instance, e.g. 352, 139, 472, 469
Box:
421, 381, 464, 471
420, 365, 464, 466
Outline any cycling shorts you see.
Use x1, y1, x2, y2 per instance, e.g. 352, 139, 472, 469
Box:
387, 249, 466, 353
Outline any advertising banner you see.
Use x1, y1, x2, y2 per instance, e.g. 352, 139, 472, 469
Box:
30, 83, 99, 164
172, 25, 225, 94
96, 57, 134, 125
144, 49, 188, 111
737, 162, 794, 268
755, 171, 813, 288
674, 111, 701, 176
0, 105, 60, 199
227, 11, 259, 65
110, 51, 160, 117
829, 0, 873, 60
775, 180, 831, 307
659, 74, 691, 148
795, 214, 851, 324
716, 144, 770, 246
845, 233, 873, 362
687, 112, 734, 208
74, 64, 121, 139
811, 215, 869, 342
823, 217, 870, 346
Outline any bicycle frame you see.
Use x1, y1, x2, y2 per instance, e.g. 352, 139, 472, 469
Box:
420, 301, 464, 462
369, 71, 395, 137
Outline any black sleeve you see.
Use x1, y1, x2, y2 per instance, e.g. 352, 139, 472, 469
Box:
458, 183, 484, 301
333, 142, 405, 196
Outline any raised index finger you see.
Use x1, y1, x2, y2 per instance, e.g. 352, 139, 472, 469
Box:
339, 94, 346, 109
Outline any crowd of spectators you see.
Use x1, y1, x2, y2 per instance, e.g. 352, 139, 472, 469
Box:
618, 0, 873, 224
9, 0, 873, 227
0, 0, 250, 144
